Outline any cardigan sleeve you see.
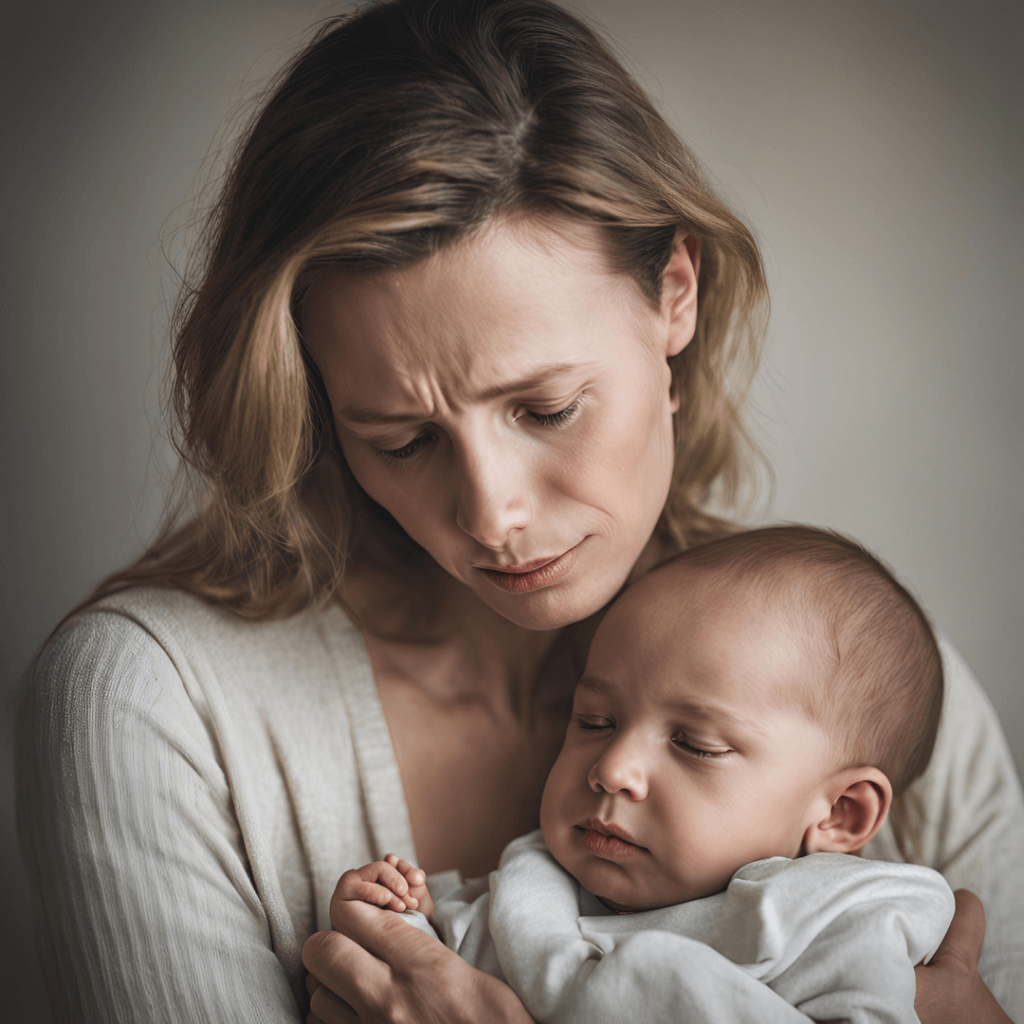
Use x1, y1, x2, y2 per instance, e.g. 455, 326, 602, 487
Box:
15, 611, 302, 1024
913, 637, 1024, 1018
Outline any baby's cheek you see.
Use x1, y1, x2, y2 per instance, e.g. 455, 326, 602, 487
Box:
538, 776, 566, 851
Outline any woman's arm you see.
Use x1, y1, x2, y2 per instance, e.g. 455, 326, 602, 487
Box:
910, 637, 1024, 1019
16, 612, 302, 1023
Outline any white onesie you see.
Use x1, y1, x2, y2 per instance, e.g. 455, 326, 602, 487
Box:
404, 831, 955, 1024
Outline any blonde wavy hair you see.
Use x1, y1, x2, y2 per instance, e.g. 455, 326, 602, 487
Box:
93, 0, 769, 620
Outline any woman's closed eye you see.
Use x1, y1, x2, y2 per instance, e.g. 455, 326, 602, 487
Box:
372, 396, 585, 461
373, 433, 433, 462
526, 400, 581, 428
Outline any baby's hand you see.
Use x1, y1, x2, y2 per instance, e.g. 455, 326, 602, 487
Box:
336, 853, 434, 918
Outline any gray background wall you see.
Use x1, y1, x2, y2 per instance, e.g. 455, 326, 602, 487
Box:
2, 2, 1020, 1018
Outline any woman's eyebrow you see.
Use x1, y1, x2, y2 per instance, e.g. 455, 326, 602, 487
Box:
336, 407, 424, 426
475, 362, 596, 402
337, 362, 596, 424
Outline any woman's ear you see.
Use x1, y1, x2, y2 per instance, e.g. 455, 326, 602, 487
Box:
660, 231, 701, 359
802, 767, 893, 855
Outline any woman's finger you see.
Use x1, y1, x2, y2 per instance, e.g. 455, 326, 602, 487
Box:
309, 979, 361, 1024
324, 900, 454, 1015
914, 890, 1013, 1024
931, 889, 985, 970
303, 927, 392, 1016
330, 896, 443, 968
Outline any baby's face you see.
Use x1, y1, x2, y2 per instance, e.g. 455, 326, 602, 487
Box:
540, 571, 834, 911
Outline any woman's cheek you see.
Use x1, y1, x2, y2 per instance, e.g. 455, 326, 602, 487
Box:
340, 444, 446, 547
567, 393, 673, 531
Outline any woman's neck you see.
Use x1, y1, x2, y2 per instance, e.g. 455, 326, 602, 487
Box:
347, 558, 572, 717
347, 529, 677, 716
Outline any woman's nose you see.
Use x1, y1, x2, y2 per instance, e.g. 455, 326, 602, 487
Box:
588, 737, 649, 801
454, 436, 533, 550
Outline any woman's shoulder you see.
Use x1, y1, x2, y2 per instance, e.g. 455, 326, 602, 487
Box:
27, 589, 187, 723
934, 633, 1005, 731
24, 584, 369, 733
867, 632, 1023, 872
931, 632, 1018, 782
18, 592, 233, 825
80, 582, 360, 654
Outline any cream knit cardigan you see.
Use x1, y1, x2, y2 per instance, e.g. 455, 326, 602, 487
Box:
16, 586, 1024, 1022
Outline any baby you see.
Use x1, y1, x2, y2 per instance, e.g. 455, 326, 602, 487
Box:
338, 526, 955, 1023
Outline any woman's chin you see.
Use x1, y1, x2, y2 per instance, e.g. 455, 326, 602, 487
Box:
476, 575, 623, 631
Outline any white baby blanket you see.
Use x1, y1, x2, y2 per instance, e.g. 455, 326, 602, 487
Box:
404, 830, 955, 1024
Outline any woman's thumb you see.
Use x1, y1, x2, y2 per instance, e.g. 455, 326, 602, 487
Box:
930, 889, 985, 970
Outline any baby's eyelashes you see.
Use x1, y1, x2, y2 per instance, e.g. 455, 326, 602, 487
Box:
575, 714, 614, 731
670, 737, 734, 761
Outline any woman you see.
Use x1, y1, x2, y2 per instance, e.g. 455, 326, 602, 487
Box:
16, 1, 1021, 1022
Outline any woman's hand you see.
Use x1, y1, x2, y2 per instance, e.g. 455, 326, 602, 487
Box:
302, 897, 534, 1024
915, 890, 1013, 1024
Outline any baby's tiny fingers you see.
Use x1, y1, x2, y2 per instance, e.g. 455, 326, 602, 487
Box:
373, 861, 411, 898
358, 881, 408, 913
393, 857, 426, 886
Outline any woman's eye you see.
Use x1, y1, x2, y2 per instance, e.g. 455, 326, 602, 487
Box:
373, 433, 432, 461
527, 401, 580, 428
672, 735, 731, 760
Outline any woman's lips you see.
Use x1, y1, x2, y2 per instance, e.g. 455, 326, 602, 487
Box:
477, 542, 581, 594
576, 819, 646, 858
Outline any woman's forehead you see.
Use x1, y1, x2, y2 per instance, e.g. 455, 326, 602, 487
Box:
303, 215, 633, 331
302, 217, 653, 403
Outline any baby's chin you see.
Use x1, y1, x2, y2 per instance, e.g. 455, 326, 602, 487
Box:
558, 854, 671, 913
596, 893, 644, 914
592, 881, 693, 914
566, 851, 728, 913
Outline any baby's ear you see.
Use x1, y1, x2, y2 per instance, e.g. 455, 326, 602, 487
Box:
802, 767, 893, 855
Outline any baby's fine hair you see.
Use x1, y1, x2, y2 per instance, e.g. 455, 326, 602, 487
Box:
670, 526, 943, 796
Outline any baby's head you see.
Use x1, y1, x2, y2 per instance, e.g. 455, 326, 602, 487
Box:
540, 526, 943, 912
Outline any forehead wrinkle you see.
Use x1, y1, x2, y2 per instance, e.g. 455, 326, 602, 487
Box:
333, 364, 447, 425
336, 360, 601, 425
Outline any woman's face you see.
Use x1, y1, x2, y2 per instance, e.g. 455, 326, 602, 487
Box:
303, 217, 699, 630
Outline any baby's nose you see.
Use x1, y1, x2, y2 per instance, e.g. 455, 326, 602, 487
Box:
587, 740, 649, 800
